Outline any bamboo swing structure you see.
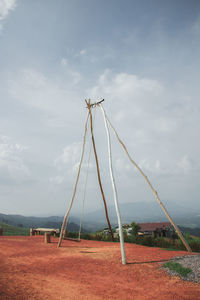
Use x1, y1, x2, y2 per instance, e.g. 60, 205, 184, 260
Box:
58, 99, 191, 264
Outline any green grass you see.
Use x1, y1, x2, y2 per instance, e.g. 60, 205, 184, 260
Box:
163, 248, 180, 251
163, 261, 192, 277
0, 222, 29, 236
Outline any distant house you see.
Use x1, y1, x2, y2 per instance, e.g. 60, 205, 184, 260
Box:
127, 228, 133, 235
123, 224, 130, 229
103, 228, 111, 235
137, 222, 174, 238
109, 222, 174, 238
115, 226, 133, 236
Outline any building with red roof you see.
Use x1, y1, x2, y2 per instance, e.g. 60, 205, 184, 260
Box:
137, 222, 174, 237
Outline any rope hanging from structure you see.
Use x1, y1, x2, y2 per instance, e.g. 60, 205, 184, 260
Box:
58, 102, 114, 246
78, 109, 96, 240
86, 99, 114, 241
58, 112, 89, 247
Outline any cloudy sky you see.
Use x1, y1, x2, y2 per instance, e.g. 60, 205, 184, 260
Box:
0, 0, 200, 217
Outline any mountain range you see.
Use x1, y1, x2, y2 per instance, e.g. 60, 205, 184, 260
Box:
0, 213, 82, 232
1, 201, 200, 232
81, 201, 200, 229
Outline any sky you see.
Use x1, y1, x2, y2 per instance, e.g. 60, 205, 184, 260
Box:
0, 0, 200, 217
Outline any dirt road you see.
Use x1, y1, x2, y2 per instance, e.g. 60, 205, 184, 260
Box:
0, 236, 199, 299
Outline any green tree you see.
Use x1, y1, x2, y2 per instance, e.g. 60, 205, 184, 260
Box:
131, 222, 140, 237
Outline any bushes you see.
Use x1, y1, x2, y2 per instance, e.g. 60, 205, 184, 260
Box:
67, 232, 114, 242
188, 239, 200, 252
67, 232, 79, 238
132, 235, 200, 252
90, 233, 113, 242
153, 237, 177, 249
80, 233, 92, 240
67, 231, 200, 252
123, 233, 200, 252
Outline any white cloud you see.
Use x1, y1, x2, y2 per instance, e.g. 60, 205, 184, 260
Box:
152, 117, 177, 133
87, 70, 199, 159
89, 69, 162, 101
53, 142, 96, 185
69, 70, 81, 85
87, 69, 165, 138
177, 155, 193, 174
139, 159, 160, 174
80, 49, 87, 56
116, 157, 164, 177
115, 158, 131, 173
0, 134, 29, 183
55, 143, 81, 167
140, 155, 197, 177
61, 58, 68, 66
0, 0, 16, 29
191, 16, 200, 35
115, 154, 196, 179
8, 68, 81, 119
49, 176, 64, 185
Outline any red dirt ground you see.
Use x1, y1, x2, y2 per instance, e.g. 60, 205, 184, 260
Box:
0, 236, 200, 300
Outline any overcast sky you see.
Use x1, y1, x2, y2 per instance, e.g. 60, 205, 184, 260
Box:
0, 0, 200, 217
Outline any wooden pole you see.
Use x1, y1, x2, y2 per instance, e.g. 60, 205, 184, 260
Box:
44, 232, 51, 243
106, 115, 192, 252
99, 104, 126, 264
86, 100, 114, 241
58, 113, 89, 247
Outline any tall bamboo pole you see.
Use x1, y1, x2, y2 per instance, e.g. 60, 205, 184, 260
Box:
105, 113, 192, 252
86, 100, 114, 241
99, 104, 126, 264
58, 113, 89, 247
78, 125, 93, 241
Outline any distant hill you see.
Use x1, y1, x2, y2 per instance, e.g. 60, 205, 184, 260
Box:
179, 226, 200, 238
1, 200, 199, 234
0, 213, 86, 233
82, 201, 200, 229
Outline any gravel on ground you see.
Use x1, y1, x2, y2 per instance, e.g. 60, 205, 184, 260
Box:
161, 255, 200, 283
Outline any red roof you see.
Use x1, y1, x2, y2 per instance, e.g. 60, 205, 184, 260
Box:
138, 222, 171, 232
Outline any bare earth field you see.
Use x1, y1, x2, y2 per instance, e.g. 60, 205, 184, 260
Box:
0, 236, 200, 300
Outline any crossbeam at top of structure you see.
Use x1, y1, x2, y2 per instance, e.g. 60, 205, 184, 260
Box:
85, 99, 104, 109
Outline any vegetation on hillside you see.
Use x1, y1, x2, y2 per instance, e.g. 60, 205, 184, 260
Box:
1, 218, 200, 253
0, 222, 29, 236
66, 228, 200, 253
